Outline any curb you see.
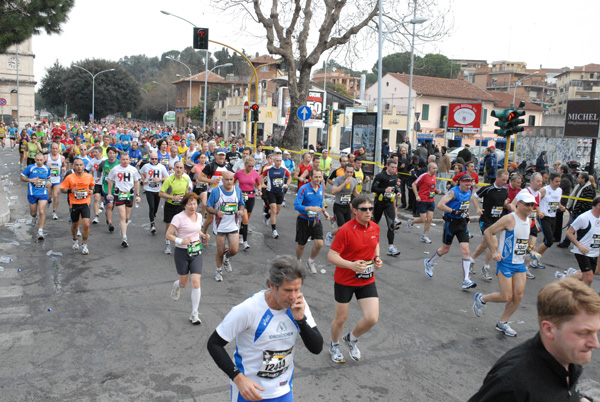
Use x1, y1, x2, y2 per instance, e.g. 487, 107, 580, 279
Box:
0, 178, 11, 226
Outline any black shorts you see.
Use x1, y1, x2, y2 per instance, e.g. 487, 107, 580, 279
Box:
114, 191, 135, 207
333, 203, 352, 228
244, 197, 256, 214
334, 281, 378, 303
193, 184, 208, 195
529, 223, 539, 237
442, 216, 470, 245
416, 201, 435, 214
539, 216, 556, 247
575, 253, 598, 273
479, 221, 492, 235
295, 217, 323, 246
93, 184, 103, 195
267, 191, 284, 205
70, 204, 91, 222
164, 202, 184, 223
174, 246, 203, 275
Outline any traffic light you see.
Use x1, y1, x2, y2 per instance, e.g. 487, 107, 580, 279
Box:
322, 106, 331, 127
332, 109, 343, 125
193, 27, 209, 50
491, 108, 512, 138
243, 112, 247, 122
507, 109, 526, 134
198, 109, 204, 121
251, 104, 260, 122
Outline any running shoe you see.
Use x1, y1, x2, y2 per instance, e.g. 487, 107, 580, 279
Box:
424, 258, 434, 278
263, 214, 269, 226
150, 222, 156, 234
99, 202, 105, 212
430, 222, 437, 227
37, 229, 45, 240
324, 232, 333, 247
243, 241, 251, 250
171, 283, 181, 301
31, 216, 37, 226
72, 239, 80, 250
421, 235, 432, 244
81, 244, 89, 255
52, 211, 58, 220
530, 259, 546, 269
272, 229, 279, 239
406, 219, 413, 232
282, 201, 286, 207
482, 265, 492, 281
164, 244, 171, 255
223, 257, 232, 273
526, 268, 535, 279
472, 292, 485, 317
566, 267, 578, 275
108, 223, 114, 233
121, 237, 129, 248
215, 269, 223, 282
77, 228, 82, 237
469, 259, 475, 275
329, 343, 345, 364
496, 321, 517, 337
92, 216, 99, 224
388, 246, 401, 256
306, 259, 317, 274
554, 271, 566, 279
189, 312, 202, 325
393, 218, 402, 230
461, 279, 477, 290
343, 333, 361, 361
239, 236, 244, 244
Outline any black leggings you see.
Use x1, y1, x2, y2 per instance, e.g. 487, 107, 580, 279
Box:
146, 191, 161, 223
373, 200, 396, 244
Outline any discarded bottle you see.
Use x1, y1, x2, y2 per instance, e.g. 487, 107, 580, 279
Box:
0, 267, 4, 272
46, 250, 63, 257
0, 257, 13, 263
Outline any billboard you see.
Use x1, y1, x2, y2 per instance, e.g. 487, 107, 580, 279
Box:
564, 99, 600, 138
447, 103, 483, 134
351, 112, 377, 175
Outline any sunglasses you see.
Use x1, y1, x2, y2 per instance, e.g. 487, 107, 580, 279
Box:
520, 202, 535, 207
150, 158, 158, 160
357, 207, 374, 212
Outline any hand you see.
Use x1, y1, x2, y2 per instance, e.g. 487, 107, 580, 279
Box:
350, 260, 367, 273
492, 251, 502, 262
212, 178, 220, 185
560, 205, 566, 212
283, 184, 288, 189
385, 186, 393, 193
477, 209, 484, 216
290, 293, 306, 321
216, 210, 225, 218
233, 374, 265, 401
374, 256, 383, 269
201, 233, 210, 242
578, 245, 589, 255
530, 252, 542, 260
135, 196, 140, 203
107, 194, 114, 201
539, 212, 545, 219
324, 212, 330, 220
415, 196, 421, 202
181, 237, 192, 246
174, 195, 182, 202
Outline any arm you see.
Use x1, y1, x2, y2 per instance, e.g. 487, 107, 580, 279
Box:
331, 178, 349, 195
411, 182, 421, 202
566, 225, 590, 255
436, 190, 455, 213
483, 215, 513, 260
107, 179, 114, 199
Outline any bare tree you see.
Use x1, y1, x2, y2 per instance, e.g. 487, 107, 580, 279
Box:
219, 0, 452, 151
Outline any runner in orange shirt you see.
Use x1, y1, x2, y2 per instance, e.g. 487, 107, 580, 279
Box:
60, 158, 95, 254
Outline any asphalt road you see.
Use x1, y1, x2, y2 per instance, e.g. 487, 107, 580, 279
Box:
1, 152, 599, 402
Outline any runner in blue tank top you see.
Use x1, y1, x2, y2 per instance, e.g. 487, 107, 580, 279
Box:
424, 174, 478, 290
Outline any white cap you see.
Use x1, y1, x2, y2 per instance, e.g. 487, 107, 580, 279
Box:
515, 191, 536, 204
283, 150, 290, 155
273, 147, 282, 153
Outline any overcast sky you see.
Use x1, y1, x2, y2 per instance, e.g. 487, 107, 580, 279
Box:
33, 0, 598, 88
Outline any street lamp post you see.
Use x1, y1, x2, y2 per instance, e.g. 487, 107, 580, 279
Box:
167, 56, 193, 120
203, 63, 233, 130
376, 2, 426, 171
152, 80, 169, 112
73, 65, 116, 122
140, 87, 148, 121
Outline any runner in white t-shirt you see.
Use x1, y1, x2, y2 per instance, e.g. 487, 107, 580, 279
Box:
106, 153, 141, 247
207, 255, 323, 402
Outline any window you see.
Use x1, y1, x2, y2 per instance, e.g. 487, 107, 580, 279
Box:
261, 66, 269, 72
422, 104, 429, 120
528, 115, 536, 126
439, 106, 448, 128
482, 108, 488, 124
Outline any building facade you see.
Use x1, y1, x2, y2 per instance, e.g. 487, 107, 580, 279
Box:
551, 63, 600, 115
0, 39, 35, 125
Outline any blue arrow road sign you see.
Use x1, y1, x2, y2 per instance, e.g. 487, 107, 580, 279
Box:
297, 106, 312, 121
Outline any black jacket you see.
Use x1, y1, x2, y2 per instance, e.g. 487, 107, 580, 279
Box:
469, 333, 587, 402
372, 170, 400, 197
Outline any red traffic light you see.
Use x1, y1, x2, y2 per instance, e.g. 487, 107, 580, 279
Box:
250, 104, 260, 111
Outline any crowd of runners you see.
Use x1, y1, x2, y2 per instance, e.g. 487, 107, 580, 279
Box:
5, 119, 600, 401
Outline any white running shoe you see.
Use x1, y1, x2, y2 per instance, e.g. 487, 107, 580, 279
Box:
77, 229, 82, 237
92, 216, 99, 224
482, 265, 492, 281
223, 257, 232, 273
171, 283, 181, 301
388, 246, 401, 256
461, 279, 477, 290
215, 269, 223, 282
243, 241, 251, 250
343, 333, 361, 361
189, 312, 201, 325
424, 258, 434, 278
52, 212, 58, 220
421, 235, 432, 244
37, 229, 45, 240
329, 343, 345, 364
496, 321, 517, 337
272, 229, 279, 239
81, 244, 89, 255
306, 260, 317, 274
72, 239, 80, 250
164, 244, 171, 255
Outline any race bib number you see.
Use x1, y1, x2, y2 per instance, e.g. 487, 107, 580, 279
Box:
355, 260, 374, 279
592, 234, 600, 249
340, 194, 351, 204
222, 203, 237, 215
357, 178, 363, 185
171, 193, 183, 205
34, 180, 46, 188
548, 202, 559, 213
195, 181, 207, 190
459, 201, 470, 211
528, 211, 537, 219
428, 191, 436, 199
242, 192, 249, 202
491, 206, 503, 217
149, 181, 160, 188
273, 178, 284, 188
383, 192, 393, 200
50, 168, 60, 178
257, 348, 293, 379
74, 189, 88, 200
143, 154, 149, 160
515, 239, 529, 255
307, 210, 318, 218
122, 141, 129, 147
117, 192, 132, 201
130, 158, 138, 164
187, 240, 202, 257
160, 159, 169, 166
